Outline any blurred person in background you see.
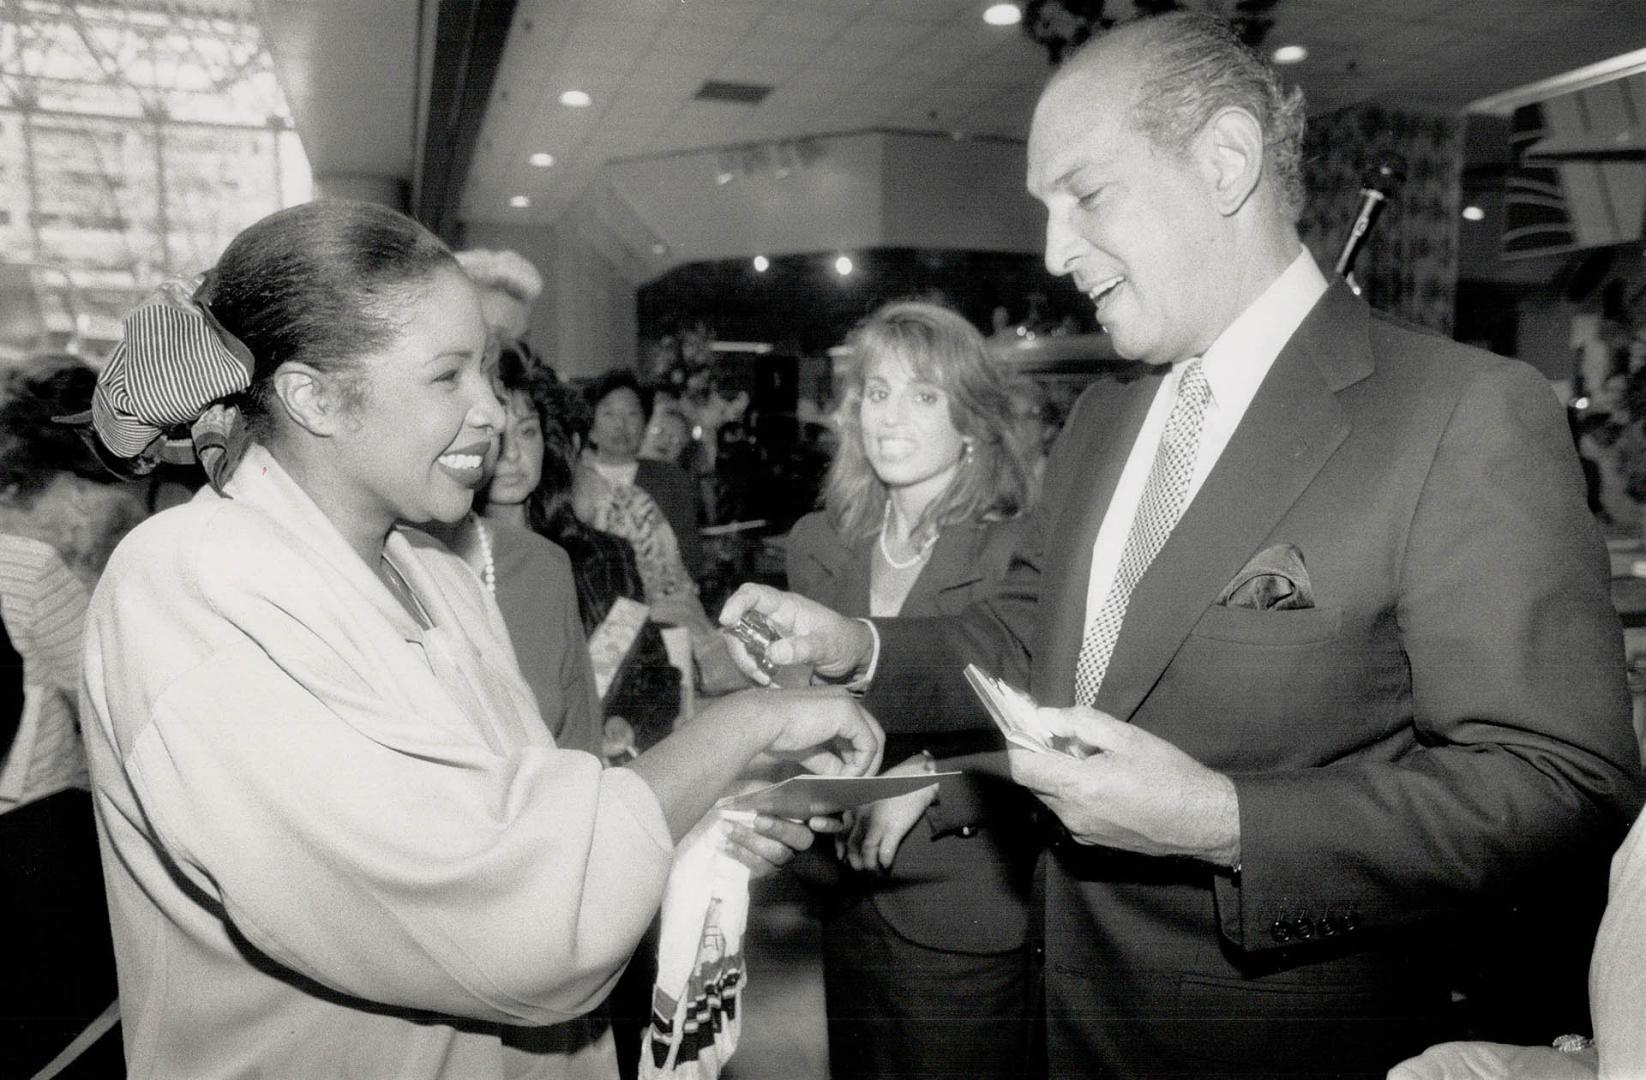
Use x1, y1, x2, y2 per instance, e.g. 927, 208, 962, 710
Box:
785, 301, 1042, 1080
0, 353, 145, 1077
75, 199, 878, 1079
639, 402, 695, 473
583, 370, 704, 578
579, 371, 748, 696
484, 345, 681, 758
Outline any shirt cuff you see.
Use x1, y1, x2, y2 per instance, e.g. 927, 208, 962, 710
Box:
847, 617, 881, 692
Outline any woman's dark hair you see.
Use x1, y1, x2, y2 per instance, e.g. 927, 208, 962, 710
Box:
496, 345, 589, 539
582, 368, 651, 417
0, 353, 109, 497
204, 199, 459, 436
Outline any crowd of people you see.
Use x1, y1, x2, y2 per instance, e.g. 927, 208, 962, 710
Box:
2, 10, 1645, 1080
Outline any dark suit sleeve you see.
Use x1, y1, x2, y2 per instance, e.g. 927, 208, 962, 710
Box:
1218, 361, 1643, 951
637, 460, 703, 577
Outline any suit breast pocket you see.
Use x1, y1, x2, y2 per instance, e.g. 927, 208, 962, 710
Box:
1188, 604, 1342, 646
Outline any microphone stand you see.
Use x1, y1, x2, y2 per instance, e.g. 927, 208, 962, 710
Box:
1333, 161, 1404, 296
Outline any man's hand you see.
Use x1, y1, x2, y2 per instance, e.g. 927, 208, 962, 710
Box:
718, 583, 876, 685
843, 754, 940, 873
757, 686, 885, 779
1008, 705, 1240, 865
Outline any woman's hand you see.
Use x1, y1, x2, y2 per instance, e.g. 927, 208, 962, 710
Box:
751, 686, 884, 779
843, 754, 939, 873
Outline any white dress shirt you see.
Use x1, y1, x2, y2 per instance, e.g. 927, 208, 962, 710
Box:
1078, 250, 1329, 663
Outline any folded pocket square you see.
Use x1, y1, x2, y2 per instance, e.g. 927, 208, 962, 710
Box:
1217, 543, 1314, 610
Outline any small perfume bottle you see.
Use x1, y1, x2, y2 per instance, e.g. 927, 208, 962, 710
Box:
724, 610, 812, 689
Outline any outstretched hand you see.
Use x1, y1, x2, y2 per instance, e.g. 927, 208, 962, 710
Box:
759, 686, 885, 779
1007, 705, 1240, 865
718, 583, 876, 685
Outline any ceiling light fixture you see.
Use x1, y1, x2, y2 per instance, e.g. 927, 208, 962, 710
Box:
509, 195, 531, 208
1461, 205, 1486, 222
559, 90, 592, 107
753, 256, 769, 272
1271, 44, 1307, 64
983, 3, 1022, 27
716, 171, 735, 185
529, 152, 554, 167
651, 243, 668, 255
834, 255, 854, 277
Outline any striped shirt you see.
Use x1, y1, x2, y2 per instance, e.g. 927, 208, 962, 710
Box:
0, 534, 92, 812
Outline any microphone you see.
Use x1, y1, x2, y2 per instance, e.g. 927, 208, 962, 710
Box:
1333, 158, 1406, 293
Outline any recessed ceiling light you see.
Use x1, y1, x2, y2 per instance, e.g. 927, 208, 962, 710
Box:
753, 256, 770, 273
559, 90, 592, 107
716, 171, 735, 185
983, 3, 1022, 27
508, 195, 531, 208
1271, 44, 1307, 64
834, 255, 854, 277
1461, 205, 1486, 222
651, 242, 668, 255
529, 152, 554, 167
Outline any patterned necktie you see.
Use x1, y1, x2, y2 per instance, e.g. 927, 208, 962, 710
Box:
1074, 359, 1212, 705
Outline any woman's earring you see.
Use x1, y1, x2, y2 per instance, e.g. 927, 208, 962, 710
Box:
962, 440, 975, 465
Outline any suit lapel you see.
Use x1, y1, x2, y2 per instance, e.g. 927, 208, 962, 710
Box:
1033, 374, 1163, 705
1092, 284, 1373, 721
901, 526, 986, 617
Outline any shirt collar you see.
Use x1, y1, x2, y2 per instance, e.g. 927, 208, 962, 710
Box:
1179, 248, 1328, 412
217, 442, 431, 638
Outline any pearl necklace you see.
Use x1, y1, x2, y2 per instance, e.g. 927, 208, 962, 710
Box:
473, 515, 497, 595
878, 500, 938, 570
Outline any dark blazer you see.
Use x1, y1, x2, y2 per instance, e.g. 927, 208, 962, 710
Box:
786, 511, 1039, 954
866, 283, 1645, 1076
634, 458, 703, 577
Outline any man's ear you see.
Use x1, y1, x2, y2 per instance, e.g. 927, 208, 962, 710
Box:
269, 363, 341, 438
1200, 106, 1265, 217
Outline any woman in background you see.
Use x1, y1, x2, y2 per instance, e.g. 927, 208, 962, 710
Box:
483, 347, 681, 757
0, 354, 144, 1077
583, 370, 703, 578
785, 301, 1042, 1080
77, 199, 878, 1080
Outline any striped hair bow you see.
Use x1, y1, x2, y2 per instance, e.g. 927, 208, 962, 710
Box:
74, 275, 256, 495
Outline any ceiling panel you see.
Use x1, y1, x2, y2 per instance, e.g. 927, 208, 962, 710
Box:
448, 0, 1646, 251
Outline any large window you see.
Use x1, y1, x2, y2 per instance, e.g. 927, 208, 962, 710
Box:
0, 0, 311, 359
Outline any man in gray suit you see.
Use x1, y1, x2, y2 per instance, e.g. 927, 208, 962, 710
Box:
725, 11, 1643, 1077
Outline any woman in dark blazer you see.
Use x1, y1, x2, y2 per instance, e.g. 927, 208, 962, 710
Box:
785, 301, 1042, 1079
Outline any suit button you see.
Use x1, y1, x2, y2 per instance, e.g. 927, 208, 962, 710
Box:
1293, 917, 1314, 939
959, 826, 976, 838
1271, 920, 1292, 944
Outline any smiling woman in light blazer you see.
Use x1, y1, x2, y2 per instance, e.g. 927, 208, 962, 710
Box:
785, 300, 1042, 1080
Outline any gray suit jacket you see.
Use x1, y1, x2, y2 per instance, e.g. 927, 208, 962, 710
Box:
867, 282, 1644, 1075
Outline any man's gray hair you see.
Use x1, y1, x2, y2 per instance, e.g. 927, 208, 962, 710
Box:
1077, 11, 1307, 221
